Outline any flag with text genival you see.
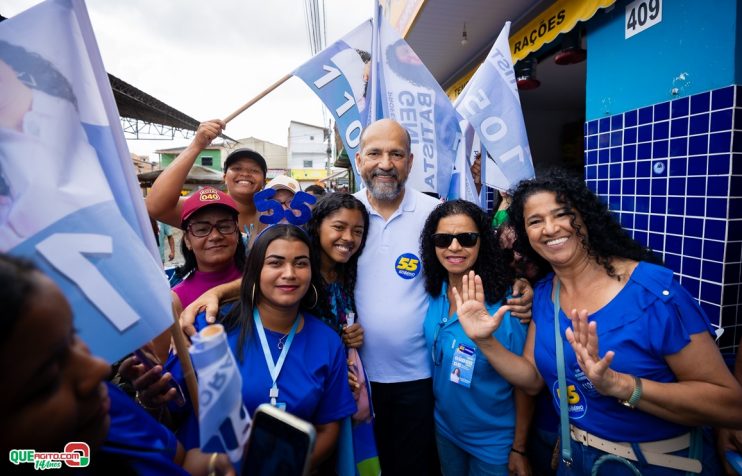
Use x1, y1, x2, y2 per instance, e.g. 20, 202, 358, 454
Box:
293, 20, 373, 186
0, 0, 172, 361
455, 21, 535, 191
371, 5, 459, 197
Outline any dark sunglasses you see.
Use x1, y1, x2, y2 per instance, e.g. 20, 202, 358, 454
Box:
432, 232, 479, 248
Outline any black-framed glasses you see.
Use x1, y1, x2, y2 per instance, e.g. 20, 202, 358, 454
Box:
432, 232, 479, 248
187, 220, 237, 237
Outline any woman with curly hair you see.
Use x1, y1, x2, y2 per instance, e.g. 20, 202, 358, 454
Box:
453, 169, 742, 475
420, 199, 531, 476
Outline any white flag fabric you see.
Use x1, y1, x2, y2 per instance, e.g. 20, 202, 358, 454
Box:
0, 0, 172, 361
454, 21, 535, 191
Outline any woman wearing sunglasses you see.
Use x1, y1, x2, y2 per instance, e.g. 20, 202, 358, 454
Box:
420, 200, 531, 476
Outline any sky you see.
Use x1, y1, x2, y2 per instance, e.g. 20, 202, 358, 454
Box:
2, 0, 372, 161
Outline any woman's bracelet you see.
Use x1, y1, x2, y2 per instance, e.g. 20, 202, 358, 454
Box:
208, 452, 218, 476
511, 447, 527, 457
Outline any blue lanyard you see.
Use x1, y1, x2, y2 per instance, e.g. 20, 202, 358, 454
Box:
554, 280, 572, 467
253, 308, 300, 406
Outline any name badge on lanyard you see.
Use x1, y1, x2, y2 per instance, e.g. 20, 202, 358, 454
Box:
449, 343, 476, 388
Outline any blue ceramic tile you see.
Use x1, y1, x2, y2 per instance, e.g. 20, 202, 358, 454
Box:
687, 155, 708, 175
689, 113, 709, 135
667, 216, 683, 234
727, 220, 742, 241
623, 161, 636, 177
704, 219, 726, 241
609, 180, 621, 194
669, 158, 687, 176
610, 163, 621, 177
598, 164, 608, 179
586, 165, 597, 179
670, 138, 687, 157
587, 135, 598, 150
599, 149, 610, 163
636, 160, 651, 177
707, 176, 729, 196
733, 154, 742, 175
666, 234, 682, 253
701, 282, 722, 303
649, 232, 664, 251
686, 197, 705, 216
599, 133, 610, 148
638, 143, 652, 160
726, 241, 741, 261
653, 140, 669, 158
598, 180, 608, 194
688, 135, 708, 155
668, 177, 685, 195
680, 276, 699, 297
711, 86, 734, 110
636, 197, 650, 213
599, 117, 610, 133
690, 92, 710, 114
636, 178, 650, 195
624, 144, 637, 162
622, 179, 635, 194
706, 198, 728, 219
649, 214, 665, 232
610, 131, 622, 146
624, 110, 638, 127
611, 115, 623, 131
687, 176, 706, 196
639, 106, 653, 124
586, 150, 598, 165
651, 178, 667, 195
586, 180, 598, 193
683, 256, 701, 276
620, 212, 634, 228
634, 230, 648, 245
725, 262, 741, 283
665, 253, 681, 273
731, 198, 742, 220
621, 196, 635, 211
654, 101, 670, 121
672, 97, 690, 118
736, 109, 742, 131
587, 120, 599, 135
711, 109, 733, 131
651, 196, 667, 213
671, 117, 688, 137
653, 121, 669, 140
684, 218, 702, 237
638, 124, 652, 142
684, 237, 703, 257
610, 147, 622, 163
635, 212, 649, 229
668, 196, 685, 214
733, 131, 742, 153
624, 127, 637, 144
703, 240, 725, 262
709, 131, 732, 153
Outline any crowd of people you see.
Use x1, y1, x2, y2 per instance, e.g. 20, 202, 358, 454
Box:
3, 117, 742, 476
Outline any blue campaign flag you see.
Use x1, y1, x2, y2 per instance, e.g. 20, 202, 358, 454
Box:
454, 21, 535, 191
293, 20, 373, 186
0, 0, 172, 362
370, 4, 459, 197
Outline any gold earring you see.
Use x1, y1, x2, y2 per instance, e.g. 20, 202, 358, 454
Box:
251, 283, 256, 305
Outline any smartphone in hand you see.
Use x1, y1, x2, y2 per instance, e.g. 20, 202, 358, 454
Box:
134, 348, 186, 406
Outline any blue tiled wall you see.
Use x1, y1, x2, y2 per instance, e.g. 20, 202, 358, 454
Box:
584, 85, 742, 350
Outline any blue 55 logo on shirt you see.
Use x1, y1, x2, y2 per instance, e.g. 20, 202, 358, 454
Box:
394, 253, 421, 279
552, 380, 587, 419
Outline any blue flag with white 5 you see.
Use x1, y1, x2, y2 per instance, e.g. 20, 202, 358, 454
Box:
0, 0, 172, 362
371, 5, 459, 197
454, 21, 535, 191
294, 20, 373, 186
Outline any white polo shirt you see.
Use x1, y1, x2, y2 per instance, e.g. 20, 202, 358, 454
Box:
354, 187, 440, 383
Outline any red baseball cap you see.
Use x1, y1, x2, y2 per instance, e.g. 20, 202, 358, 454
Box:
180, 187, 239, 228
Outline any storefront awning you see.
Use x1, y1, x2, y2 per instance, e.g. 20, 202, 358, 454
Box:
509, 0, 616, 63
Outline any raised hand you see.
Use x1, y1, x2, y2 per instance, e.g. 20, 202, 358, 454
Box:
193, 119, 225, 149
564, 308, 622, 396
452, 271, 510, 342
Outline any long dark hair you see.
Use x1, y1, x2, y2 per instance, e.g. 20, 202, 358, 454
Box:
420, 200, 512, 305
175, 212, 246, 280
220, 225, 330, 360
0, 254, 39, 345
305, 193, 369, 301
508, 168, 662, 279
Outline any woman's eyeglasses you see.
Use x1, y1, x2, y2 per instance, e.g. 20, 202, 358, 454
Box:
432, 232, 479, 248
187, 220, 237, 237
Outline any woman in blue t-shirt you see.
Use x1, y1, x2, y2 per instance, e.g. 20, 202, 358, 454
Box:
452, 170, 742, 475
419, 200, 530, 476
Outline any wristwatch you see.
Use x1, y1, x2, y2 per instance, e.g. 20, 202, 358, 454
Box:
619, 375, 642, 409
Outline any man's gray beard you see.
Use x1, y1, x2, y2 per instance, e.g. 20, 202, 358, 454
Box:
364, 176, 405, 201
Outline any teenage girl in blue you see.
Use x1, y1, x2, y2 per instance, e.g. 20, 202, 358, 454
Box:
452, 170, 742, 475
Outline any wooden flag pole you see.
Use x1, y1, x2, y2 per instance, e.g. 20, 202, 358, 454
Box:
170, 303, 199, 417
222, 73, 292, 124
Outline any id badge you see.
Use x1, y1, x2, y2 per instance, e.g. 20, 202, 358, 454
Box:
449, 343, 476, 388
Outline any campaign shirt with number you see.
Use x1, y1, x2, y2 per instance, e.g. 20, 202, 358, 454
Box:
354, 188, 440, 383
533, 261, 715, 442
423, 283, 526, 464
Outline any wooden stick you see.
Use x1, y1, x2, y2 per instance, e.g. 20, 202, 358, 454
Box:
222, 73, 292, 124
170, 303, 199, 417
